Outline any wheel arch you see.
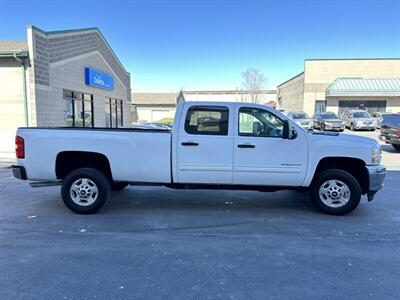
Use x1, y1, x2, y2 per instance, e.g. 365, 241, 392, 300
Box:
55, 151, 113, 181
311, 156, 369, 194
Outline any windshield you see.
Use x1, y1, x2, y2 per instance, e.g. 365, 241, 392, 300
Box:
352, 111, 371, 118
382, 114, 400, 126
291, 113, 309, 119
321, 113, 337, 119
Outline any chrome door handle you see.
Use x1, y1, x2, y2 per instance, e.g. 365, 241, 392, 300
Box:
181, 141, 199, 146
238, 144, 255, 148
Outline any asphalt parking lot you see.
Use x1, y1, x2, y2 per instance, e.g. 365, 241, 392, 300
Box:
0, 130, 399, 299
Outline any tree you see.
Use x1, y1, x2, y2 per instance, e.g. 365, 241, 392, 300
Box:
241, 68, 267, 103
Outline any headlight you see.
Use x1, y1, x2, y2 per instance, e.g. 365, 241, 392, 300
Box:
371, 147, 381, 165
356, 121, 363, 126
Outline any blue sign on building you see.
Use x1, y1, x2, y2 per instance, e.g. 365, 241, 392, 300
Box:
85, 67, 114, 90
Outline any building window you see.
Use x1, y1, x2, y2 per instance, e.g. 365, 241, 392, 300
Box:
277, 97, 282, 109
314, 100, 327, 114
184, 106, 229, 135
105, 98, 123, 128
63, 90, 93, 127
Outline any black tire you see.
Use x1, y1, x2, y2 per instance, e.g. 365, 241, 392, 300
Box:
61, 168, 110, 214
310, 169, 361, 215
321, 123, 325, 131
350, 123, 355, 131
339, 129, 344, 132
393, 144, 400, 151
111, 181, 129, 191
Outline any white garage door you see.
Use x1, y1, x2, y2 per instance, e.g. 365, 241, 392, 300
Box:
151, 110, 171, 122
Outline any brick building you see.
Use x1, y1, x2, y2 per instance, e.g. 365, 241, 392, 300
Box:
0, 25, 131, 157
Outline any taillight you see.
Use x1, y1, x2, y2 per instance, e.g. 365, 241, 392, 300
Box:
15, 136, 25, 159
397, 128, 400, 137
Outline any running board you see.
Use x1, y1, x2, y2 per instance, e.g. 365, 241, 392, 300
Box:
29, 181, 61, 188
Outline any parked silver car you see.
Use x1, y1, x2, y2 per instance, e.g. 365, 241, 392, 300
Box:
313, 112, 345, 132
287, 111, 313, 130
341, 110, 376, 131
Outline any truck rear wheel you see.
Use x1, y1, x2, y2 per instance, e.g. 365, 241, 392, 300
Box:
61, 168, 110, 214
310, 169, 361, 215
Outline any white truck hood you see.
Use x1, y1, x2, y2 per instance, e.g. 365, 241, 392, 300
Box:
306, 131, 380, 165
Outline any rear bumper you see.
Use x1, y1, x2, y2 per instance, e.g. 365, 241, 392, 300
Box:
366, 165, 386, 201
11, 165, 27, 180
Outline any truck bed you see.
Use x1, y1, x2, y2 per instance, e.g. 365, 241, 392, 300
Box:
17, 127, 172, 183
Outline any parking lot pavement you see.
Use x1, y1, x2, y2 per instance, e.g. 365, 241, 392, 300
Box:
342, 129, 400, 170
0, 166, 399, 299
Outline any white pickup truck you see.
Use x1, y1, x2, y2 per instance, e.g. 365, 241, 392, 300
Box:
12, 101, 386, 215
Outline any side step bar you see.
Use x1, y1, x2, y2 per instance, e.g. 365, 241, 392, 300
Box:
29, 181, 62, 188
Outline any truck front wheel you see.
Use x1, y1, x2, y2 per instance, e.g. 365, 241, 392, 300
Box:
61, 168, 110, 214
310, 169, 361, 215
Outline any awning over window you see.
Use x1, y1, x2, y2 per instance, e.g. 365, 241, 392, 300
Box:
326, 78, 400, 97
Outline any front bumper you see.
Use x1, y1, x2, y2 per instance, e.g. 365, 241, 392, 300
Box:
324, 124, 344, 131
11, 165, 27, 180
354, 124, 375, 130
366, 165, 386, 201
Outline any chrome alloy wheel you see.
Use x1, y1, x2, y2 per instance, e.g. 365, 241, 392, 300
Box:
318, 179, 351, 208
69, 178, 98, 206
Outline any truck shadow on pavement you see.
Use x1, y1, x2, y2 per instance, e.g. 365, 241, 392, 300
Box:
102, 187, 338, 217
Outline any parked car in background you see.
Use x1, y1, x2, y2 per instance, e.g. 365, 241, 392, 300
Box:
372, 112, 392, 129
287, 111, 313, 130
379, 113, 400, 151
342, 110, 376, 131
313, 112, 345, 132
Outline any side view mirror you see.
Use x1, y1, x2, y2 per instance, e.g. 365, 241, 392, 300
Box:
283, 120, 290, 139
283, 119, 297, 140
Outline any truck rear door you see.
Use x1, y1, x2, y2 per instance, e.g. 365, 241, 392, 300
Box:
176, 103, 234, 184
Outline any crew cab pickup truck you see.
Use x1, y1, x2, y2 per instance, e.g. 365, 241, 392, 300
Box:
12, 101, 386, 215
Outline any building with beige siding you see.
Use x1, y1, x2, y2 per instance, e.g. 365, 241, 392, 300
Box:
0, 25, 131, 157
277, 58, 400, 116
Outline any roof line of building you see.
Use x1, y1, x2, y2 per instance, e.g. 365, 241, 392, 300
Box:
277, 72, 304, 87
182, 89, 277, 94
29, 25, 99, 35
28, 25, 130, 76
305, 57, 400, 61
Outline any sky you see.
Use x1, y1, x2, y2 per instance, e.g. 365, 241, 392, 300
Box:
0, 0, 399, 92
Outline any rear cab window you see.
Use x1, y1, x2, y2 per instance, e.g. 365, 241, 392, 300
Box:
184, 106, 229, 135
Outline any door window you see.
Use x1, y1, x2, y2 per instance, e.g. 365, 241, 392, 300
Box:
238, 107, 284, 137
314, 100, 327, 114
184, 106, 229, 135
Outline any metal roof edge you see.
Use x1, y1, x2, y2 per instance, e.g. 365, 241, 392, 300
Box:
326, 91, 400, 97
305, 57, 400, 61
0, 50, 29, 57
